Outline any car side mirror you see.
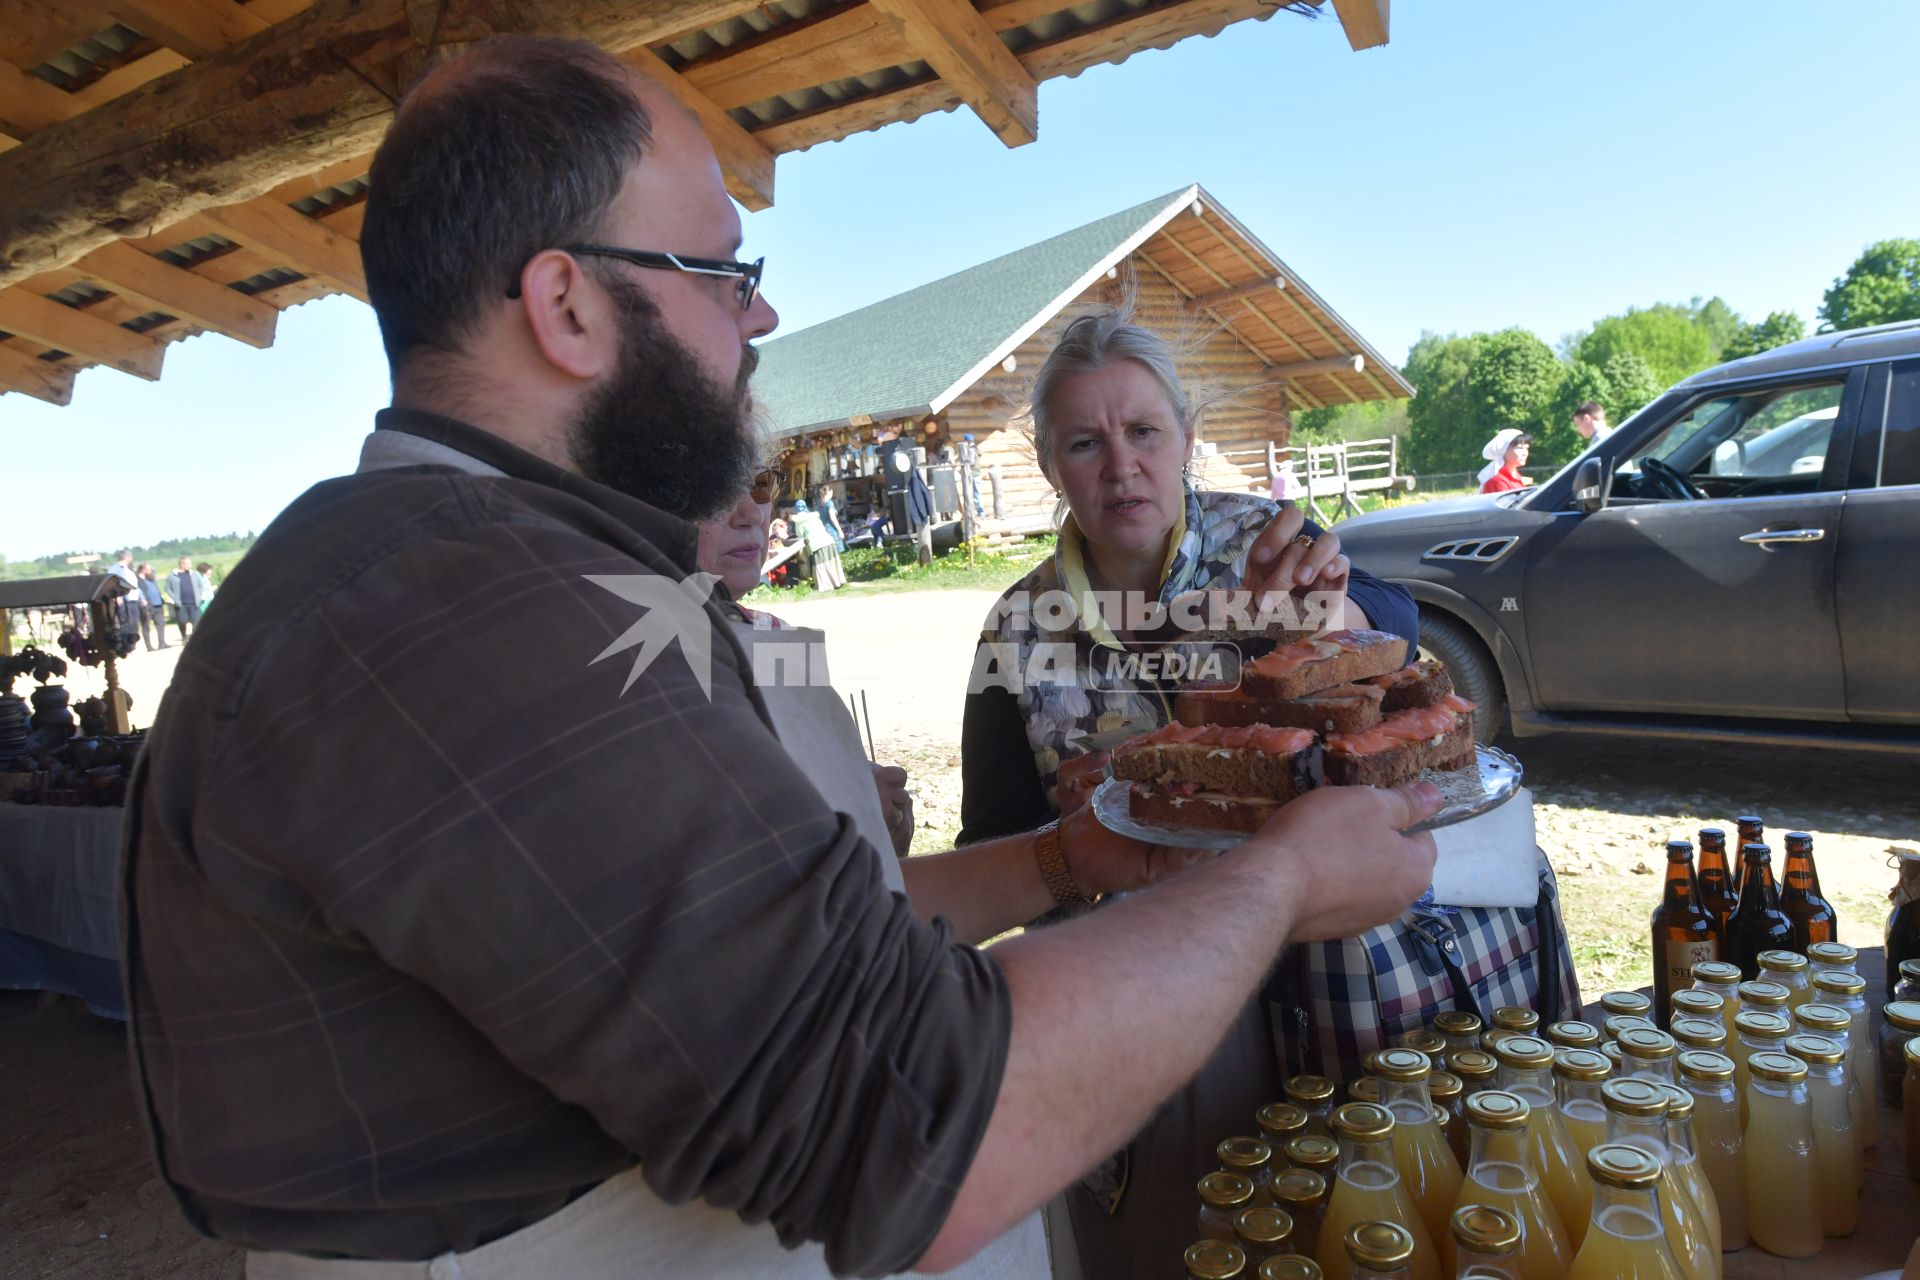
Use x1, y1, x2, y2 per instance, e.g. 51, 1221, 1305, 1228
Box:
1572, 457, 1610, 514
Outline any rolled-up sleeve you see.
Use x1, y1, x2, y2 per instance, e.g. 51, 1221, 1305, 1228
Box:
201, 521, 1007, 1276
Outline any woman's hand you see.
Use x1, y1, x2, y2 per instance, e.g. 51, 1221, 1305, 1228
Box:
1052, 750, 1111, 815
1059, 802, 1204, 896
1244, 502, 1352, 631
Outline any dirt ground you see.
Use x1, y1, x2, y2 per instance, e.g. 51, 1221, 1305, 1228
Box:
3, 587, 1915, 1277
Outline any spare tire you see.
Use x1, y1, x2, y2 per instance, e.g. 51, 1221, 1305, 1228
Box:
1417, 609, 1506, 742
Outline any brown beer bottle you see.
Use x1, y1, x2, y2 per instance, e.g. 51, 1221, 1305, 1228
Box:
1725, 843, 1794, 980
1733, 816, 1764, 892
1696, 827, 1737, 935
1778, 832, 1837, 952
1652, 840, 1719, 1029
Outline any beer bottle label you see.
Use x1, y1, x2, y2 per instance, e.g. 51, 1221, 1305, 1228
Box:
1665, 939, 1719, 990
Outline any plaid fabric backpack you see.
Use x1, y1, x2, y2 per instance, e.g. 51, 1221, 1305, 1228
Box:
1268, 852, 1583, 1080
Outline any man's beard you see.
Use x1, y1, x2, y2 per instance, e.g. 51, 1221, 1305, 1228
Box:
567, 275, 759, 522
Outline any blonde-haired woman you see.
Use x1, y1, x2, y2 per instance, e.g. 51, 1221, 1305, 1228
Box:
958, 307, 1420, 1276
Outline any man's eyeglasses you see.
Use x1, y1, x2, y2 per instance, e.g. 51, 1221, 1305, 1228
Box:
750, 469, 783, 504
506, 244, 765, 311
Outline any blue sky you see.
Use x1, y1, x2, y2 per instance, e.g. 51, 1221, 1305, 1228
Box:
4, 0, 1914, 560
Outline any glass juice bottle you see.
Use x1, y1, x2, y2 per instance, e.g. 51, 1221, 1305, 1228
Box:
1598, 1078, 1716, 1280
1372, 1050, 1462, 1247
1260, 1259, 1325, 1280
1490, 1007, 1539, 1045
1731, 1010, 1791, 1127
1690, 962, 1742, 1047
1273, 1168, 1329, 1261
1659, 1087, 1722, 1260
1288, 1134, 1341, 1183
1676, 1050, 1747, 1252
1604, 1015, 1655, 1044
1791, 1004, 1861, 1177
1553, 1047, 1613, 1155
1618, 1029, 1680, 1087
1756, 949, 1812, 1012
1318, 1104, 1441, 1280
1783, 1034, 1857, 1236
1743, 1051, 1821, 1259
1449, 1051, 1498, 1101
1668, 1017, 1727, 1055
1491, 1035, 1591, 1253
1429, 1071, 1469, 1169
1804, 941, 1857, 984
1601, 991, 1655, 1022
1433, 1011, 1483, 1065
1449, 1204, 1523, 1280
1669, 989, 1724, 1030
1200, 1172, 1258, 1242
1259, 1103, 1310, 1153
1443, 1090, 1570, 1280
1290, 1076, 1339, 1135
1234, 1206, 1296, 1270
1186, 1240, 1250, 1280
1547, 1020, 1601, 1050
1343, 1222, 1416, 1280
1398, 1030, 1449, 1066
1734, 979, 1789, 1019
1221, 1136, 1277, 1206
1567, 1143, 1686, 1280
1811, 970, 1874, 1147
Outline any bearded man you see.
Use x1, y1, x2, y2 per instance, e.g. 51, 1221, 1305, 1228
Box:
121, 35, 1439, 1280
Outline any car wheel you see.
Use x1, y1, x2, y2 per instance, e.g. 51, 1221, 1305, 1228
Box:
1418, 609, 1506, 742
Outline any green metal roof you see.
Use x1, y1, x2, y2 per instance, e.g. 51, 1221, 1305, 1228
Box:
752, 186, 1197, 438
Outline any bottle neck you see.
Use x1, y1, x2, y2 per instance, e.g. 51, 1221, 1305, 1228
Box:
1380, 1077, 1434, 1126
1603, 1110, 1670, 1157
1454, 1249, 1521, 1280
1334, 1132, 1397, 1179
1698, 840, 1729, 874
1661, 853, 1700, 912
1557, 1076, 1604, 1109
1681, 1077, 1736, 1107
1494, 1063, 1553, 1105
1736, 855, 1779, 910
1351, 1264, 1410, 1280
1587, 1180, 1669, 1242
1663, 1116, 1697, 1159
1465, 1124, 1536, 1182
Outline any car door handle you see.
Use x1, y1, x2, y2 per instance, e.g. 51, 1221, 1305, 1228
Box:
1739, 528, 1826, 545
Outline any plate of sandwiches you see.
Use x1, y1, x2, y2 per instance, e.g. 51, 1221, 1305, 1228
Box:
1089, 628, 1523, 848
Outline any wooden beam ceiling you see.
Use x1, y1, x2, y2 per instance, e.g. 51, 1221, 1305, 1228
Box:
868, 0, 1037, 147
0, 343, 78, 406
1183, 277, 1285, 312
102, 0, 273, 60
1330, 0, 1389, 51
73, 241, 278, 348
0, 289, 167, 380
620, 44, 774, 210
200, 199, 369, 300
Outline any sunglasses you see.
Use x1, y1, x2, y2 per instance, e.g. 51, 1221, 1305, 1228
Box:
507, 244, 765, 311
750, 469, 783, 504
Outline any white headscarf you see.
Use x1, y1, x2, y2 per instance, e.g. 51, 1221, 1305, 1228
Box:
1477, 429, 1527, 486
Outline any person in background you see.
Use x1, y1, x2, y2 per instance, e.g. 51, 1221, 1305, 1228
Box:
106, 550, 143, 642
815, 482, 846, 550
1572, 400, 1611, 444
1478, 429, 1532, 493
164, 555, 203, 642
194, 562, 218, 608
135, 564, 168, 651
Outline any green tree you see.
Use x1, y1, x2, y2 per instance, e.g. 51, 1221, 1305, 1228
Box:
1720, 310, 1807, 361
1576, 303, 1718, 387
1600, 351, 1663, 420
1402, 332, 1485, 475
1465, 328, 1564, 441
1691, 296, 1743, 359
1292, 398, 1409, 444
1819, 239, 1920, 332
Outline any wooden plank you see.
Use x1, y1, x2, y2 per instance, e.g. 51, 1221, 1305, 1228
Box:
75, 240, 277, 347
67, 49, 192, 113
1183, 276, 1284, 312
199, 198, 367, 300
750, 75, 961, 155
265, 151, 373, 203
0, 59, 82, 138
621, 44, 774, 210
867, 0, 1037, 147
1329, 0, 1389, 51
0, 343, 78, 405
681, 4, 903, 112
1267, 355, 1364, 381
0, 0, 125, 69
0, 0, 769, 287
0, 289, 166, 379
103, 0, 271, 59
317, 200, 365, 239
1021, 0, 1274, 79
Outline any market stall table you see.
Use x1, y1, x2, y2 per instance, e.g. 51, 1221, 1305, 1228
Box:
0, 800, 125, 1017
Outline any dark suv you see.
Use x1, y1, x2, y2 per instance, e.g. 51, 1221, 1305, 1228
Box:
1335, 320, 1920, 753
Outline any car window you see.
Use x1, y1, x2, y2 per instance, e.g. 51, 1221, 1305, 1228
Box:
1615, 380, 1846, 497
1881, 361, 1920, 488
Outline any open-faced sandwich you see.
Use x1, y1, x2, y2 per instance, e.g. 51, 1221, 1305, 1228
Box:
1111, 722, 1323, 834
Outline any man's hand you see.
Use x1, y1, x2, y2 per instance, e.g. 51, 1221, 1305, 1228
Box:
1246, 782, 1442, 941
1058, 802, 1202, 896
1243, 502, 1352, 629
871, 763, 914, 858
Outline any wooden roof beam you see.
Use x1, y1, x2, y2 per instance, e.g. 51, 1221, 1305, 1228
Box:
200, 199, 368, 301
0, 344, 77, 406
620, 46, 774, 211
75, 241, 278, 348
0, 290, 166, 380
103, 0, 271, 60
1330, 0, 1389, 51
1266, 354, 1364, 381
1183, 276, 1284, 312
868, 0, 1038, 148
0, 59, 82, 139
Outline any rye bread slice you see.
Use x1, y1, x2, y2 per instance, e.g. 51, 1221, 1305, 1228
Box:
1239, 630, 1408, 701
1128, 786, 1277, 834
1365, 659, 1455, 713
1174, 684, 1384, 735
1111, 730, 1324, 799
1324, 712, 1475, 787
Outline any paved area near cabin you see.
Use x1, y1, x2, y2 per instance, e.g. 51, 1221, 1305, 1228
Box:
3, 586, 1914, 1278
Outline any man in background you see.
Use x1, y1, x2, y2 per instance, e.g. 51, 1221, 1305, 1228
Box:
163, 556, 202, 642
135, 564, 168, 650
1572, 400, 1612, 444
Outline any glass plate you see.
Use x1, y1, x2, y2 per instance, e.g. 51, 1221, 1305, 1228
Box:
1090, 744, 1524, 850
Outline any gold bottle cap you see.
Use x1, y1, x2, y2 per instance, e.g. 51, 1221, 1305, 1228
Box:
1464, 1088, 1530, 1130
1670, 989, 1725, 1018
1491, 1006, 1539, 1033
1284, 1134, 1339, 1172
1785, 1034, 1845, 1066
1347, 1076, 1382, 1103
1546, 1019, 1601, 1048
1692, 960, 1742, 986
1428, 1070, 1463, 1101
1397, 1030, 1447, 1057
1668, 1016, 1727, 1050
1184, 1240, 1248, 1280
1450, 1204, 1521, 1255
1737, 980, 1790, 1008
1553, 1048, 1612, 1082
1758, 949, 1808, 974
1434, 1010, 1483, 1038
1603, 1041, 1624, 1066
1285, 1074, 1336, 1105
1900, 959, 1920, 983
1600, 1077, 1669, 1117
1618, 1028, 1678, 1060
1806, 942, 1857, 967
1812, 970, 1866, 997
1256, 1102, 1309, 1143
1749, 1050, 1809, 1084
1884, 1001, 1920, 1033
1906, 1037, 1920, 1069
1330, 1102, 1394, 1141
1343, 1222, 1415, 1269
1233, 1206, 1294, 1249
1602, 1014, 1655, 1042
1448, 1049, 1498, 1081
1600, 991, 1653, 1018
1491, 1033, 1554, 1070
1372, 1048, 1434, 1082
1792, 1002, 1850, 1034
1676, 1049, 1736, 1083
1218, 1136, 1273, 1173
1733, 1010, 1793, 1040
1663, 1086, 1694, 1120
1259, 1258, 1324, 1280
1271, 1168, 1327, 1206
1433, 1104, 1449, 1131
1587, 1142, 1662, 1189
1198, 1170, 1257, 1209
